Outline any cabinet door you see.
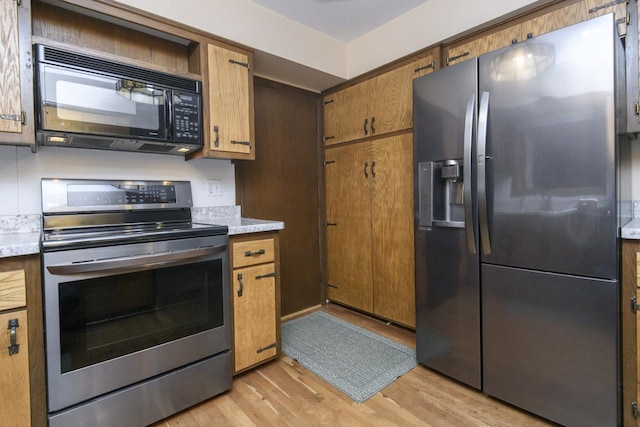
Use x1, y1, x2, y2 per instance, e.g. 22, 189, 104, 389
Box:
521, 1, 590, 39
232, 263, 277, 373
446, 25, 523, 66
0, 0, 33, 148
325, 142, 373, 312
206, 43, 253, 157
370, 134, 415, 327
369, 52, 439, 137
0, 0, 21, 134
0, 310, 30, 427
323, 82, 372, 146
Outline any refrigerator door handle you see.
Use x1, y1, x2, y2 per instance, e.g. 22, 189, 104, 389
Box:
463, 94, 476, 254
477, 91, 491, 255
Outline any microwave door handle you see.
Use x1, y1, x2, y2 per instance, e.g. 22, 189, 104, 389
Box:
166, 89, 174, 141
46, 246, 225, 275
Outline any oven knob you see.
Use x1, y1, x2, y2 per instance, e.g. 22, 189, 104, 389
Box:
100, 196, 111, 205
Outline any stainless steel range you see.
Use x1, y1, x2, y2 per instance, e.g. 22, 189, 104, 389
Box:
40, 178, 232, 427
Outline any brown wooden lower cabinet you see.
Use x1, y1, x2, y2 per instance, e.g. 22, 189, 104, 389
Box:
325, 132, 415, 328
230, 233, 281, 374
0, 255, 45, 427
622, 239, 640, 427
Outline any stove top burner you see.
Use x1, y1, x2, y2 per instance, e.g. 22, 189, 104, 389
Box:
40, 178, 228, 251
42, 222, 228, 251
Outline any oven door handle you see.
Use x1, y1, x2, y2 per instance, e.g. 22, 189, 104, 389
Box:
46, 246, 225, 275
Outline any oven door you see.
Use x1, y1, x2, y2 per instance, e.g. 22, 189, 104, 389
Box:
37, 63, 170, 141
42, 234, 230, 413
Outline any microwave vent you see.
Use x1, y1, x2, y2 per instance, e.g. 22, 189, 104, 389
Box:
38, 45, 200, 93
138, 143, 175, 153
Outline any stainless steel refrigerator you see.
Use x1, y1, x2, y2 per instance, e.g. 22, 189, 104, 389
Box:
413, 15, 629, 427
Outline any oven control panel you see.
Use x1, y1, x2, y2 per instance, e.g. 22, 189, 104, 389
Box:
41, 179, 194, 213
68, 184, 177, 206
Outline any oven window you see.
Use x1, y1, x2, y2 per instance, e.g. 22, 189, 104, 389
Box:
58, 259, 223, 373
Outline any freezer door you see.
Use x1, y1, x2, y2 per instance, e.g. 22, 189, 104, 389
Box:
482, 264, 618, 427
478, 15, 617, 279
413, 59, 481, 389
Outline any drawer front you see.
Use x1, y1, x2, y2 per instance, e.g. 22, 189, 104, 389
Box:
233, 238, 275, 268
0, 270, 26, 311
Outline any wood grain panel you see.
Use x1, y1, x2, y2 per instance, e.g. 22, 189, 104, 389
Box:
0, 309, 30, 427
238, 79, 321, 315
232, 238, 274, 268
206, 44, 251, 154
622, 241, 640, 427
233, 263, 277, 373
31, 2, 192, 74
323, 82, 372, 146
0, 270, 26, 311
325, 142, 373, 312
521, 1, 589, 39
370, 53, 438, 137
371, 133, 415, 328
0, 0, 22, 134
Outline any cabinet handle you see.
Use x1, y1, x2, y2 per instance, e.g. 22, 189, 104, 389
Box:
363, 118, 369, 136
256, 342, 277, 354
231, 140, 252, 147
414, 60, 436, 73
228, 59, 250, 69
245, 249, 266, 257
323, 136, 335, 142
7, 318, 20, 356
237, 273, 244, 297
370, 116, 376, 134
446, 51, 470, 66
255, 272, 276, 280
0, 114, 21, 122
588, 0, 624, 14
371, 161, 376, 178
213, 125, 219, 147
364, 161, 369, 178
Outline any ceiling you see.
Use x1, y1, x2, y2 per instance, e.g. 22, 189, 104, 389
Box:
248, 0, 431, 42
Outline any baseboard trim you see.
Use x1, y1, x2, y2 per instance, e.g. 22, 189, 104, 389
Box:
281, 305, 323, 322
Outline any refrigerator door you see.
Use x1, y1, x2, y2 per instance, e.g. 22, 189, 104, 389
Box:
478, 15, 617, 279
482, 264, 618, 427
413, 58, 481, 389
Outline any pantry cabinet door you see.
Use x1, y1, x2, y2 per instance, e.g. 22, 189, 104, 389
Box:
325, 142, 373, 312
370, 133, 415, 327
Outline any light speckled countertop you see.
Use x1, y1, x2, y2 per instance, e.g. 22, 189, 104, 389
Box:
0, 207, 284, 259
622, 218, 640, 240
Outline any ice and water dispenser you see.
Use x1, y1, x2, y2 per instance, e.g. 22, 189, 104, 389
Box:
418, 159, 465, 229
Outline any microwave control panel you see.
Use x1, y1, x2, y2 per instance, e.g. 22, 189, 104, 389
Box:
172, 91, 202, 145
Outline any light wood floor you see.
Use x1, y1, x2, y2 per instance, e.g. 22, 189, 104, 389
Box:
152, 303, 552, 426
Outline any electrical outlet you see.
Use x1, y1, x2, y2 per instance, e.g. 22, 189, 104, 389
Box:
206, 179, 221, 196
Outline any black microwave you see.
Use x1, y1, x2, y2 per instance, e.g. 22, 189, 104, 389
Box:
34, 44, 203, 155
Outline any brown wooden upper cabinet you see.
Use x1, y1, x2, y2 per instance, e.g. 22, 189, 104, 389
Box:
195, 43, 255, 160
0, 0, 34, 149
445, 0, 628, 67
324, 48, 440, 146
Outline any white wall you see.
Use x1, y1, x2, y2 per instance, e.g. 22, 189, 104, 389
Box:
114, 0, 548, 81
0, 145, 235, 215
114, 0, 347, 80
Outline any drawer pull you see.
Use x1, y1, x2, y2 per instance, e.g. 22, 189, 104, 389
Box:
7, 318, 20, 355
245, 249, 266, 257
256, 342, 277, 353
237, 273, 244, 297
255, 272, 276, 280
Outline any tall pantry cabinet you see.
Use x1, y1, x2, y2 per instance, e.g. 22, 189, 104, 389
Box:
324, 49, 440, 328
